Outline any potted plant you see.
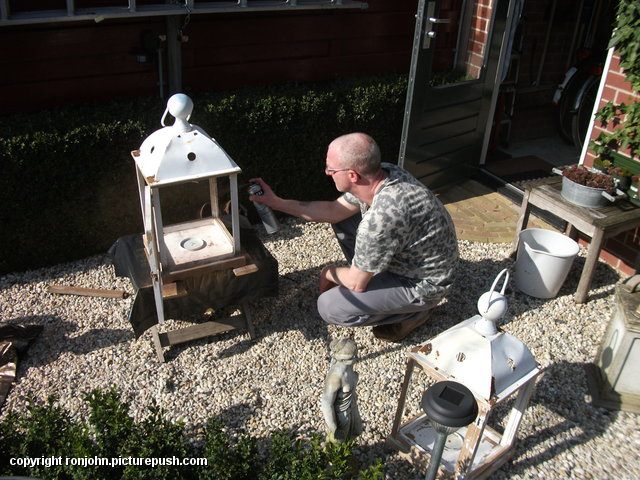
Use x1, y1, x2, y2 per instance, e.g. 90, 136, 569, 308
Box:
561, 164, 615, 207
592, 157, 613, 174
628, 175, 640, 207
609, 166, 633, 190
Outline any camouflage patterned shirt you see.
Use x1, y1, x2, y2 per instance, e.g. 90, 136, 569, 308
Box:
342, 163, 458, 300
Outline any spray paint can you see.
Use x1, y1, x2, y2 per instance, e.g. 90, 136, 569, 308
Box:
248, 183, 279, 234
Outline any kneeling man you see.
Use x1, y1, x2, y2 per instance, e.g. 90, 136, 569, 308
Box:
249, 132, 458, 341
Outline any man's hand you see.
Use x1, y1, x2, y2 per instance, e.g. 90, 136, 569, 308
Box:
320, 265, 339, 294
248, 177, 278, 208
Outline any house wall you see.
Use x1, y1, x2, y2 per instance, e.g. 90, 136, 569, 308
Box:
584, 51, 640, 275
0, 1, 416, 114
464, 0, 493, 78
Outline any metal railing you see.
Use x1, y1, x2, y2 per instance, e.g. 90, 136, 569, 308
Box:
0, 0, 367, 26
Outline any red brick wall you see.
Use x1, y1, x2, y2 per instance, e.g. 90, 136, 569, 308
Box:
584, 53, 640, 165
464, 0, 493, 78
584, 51, 640, 275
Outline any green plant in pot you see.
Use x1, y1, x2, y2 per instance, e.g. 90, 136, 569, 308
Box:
561, 164, 615, 207
609, 166, 633, 190
628, 175, 640, 207
592, 157, 613, 174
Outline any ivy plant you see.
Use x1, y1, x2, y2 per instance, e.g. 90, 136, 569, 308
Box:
589, 0, 640, 160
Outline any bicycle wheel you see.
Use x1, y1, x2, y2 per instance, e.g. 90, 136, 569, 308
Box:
571, 74, 600, 150
557, 68, 591, 144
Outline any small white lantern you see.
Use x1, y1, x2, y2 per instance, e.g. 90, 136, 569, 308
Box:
132, 93, 250, 361
387, 270, 543, 479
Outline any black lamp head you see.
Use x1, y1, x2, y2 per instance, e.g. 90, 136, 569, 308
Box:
421, 381, 478, 433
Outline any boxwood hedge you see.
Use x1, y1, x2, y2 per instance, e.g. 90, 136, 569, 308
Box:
0, 74, 407, 274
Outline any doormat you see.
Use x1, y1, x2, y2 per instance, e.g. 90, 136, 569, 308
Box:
484, 155, 555, 189
500, 169, 551, 185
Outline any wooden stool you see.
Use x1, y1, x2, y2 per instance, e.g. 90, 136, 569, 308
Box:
511, 176, 640, 303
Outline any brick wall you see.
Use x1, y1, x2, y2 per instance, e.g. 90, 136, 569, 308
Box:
584, 51, 640, 275
464, 0, 492, 78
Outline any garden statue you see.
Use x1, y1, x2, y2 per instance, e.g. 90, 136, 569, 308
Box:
321, 337, 363, 443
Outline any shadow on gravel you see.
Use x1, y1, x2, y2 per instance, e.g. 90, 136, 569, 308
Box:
492, 359, 617, 478
450, 253, 620, 323
4, 315, 132, 369
360, 360, 620, 480
0, 254, 114, 290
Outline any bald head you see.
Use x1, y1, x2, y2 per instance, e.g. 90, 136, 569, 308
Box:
329, 133, 381, 177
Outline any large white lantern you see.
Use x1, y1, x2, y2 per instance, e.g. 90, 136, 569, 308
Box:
132, 93, 251, 361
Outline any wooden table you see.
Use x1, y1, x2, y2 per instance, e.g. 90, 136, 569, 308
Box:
511, 176, 640, 303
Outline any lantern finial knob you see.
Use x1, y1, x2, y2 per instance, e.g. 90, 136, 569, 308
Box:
161, 93, 194, 133
475, 269, 509, 335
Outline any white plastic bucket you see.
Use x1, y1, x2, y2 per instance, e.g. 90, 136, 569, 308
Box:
514, 228, 579, 299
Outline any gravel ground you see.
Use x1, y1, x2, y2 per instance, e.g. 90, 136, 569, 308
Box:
1, 217, 639, 479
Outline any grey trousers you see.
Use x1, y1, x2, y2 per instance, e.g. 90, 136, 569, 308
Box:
317, 215, 441, 327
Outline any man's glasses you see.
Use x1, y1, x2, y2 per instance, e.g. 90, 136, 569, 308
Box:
325, 167, 351, 175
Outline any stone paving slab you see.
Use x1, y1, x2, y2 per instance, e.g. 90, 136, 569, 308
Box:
437, 179, 556, 243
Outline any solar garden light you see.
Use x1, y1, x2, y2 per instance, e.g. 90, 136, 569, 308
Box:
421, 381, 478, 480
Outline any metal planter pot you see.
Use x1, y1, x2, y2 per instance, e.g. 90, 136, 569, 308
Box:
561, 176, 609, 207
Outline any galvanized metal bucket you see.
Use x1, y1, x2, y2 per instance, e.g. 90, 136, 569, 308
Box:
561, 176, 609, 207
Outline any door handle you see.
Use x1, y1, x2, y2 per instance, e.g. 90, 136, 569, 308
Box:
423, 17, 449, 48
422, 2, 449, 49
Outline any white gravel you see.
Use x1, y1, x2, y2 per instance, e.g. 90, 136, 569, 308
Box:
1, 217, 639, 479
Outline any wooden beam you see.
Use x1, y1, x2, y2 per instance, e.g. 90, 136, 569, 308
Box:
161, 281, 188, 299
233, 264, 258, 276
47, 285, 129, 299
158, 314, 247, 347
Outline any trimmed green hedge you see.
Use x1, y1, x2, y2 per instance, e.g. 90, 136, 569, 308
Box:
0, 388, 384, 480
0, 74, 407, 274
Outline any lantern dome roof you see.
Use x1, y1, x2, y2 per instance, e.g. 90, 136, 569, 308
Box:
415, 315, 540, 401
134, 94, 241, 186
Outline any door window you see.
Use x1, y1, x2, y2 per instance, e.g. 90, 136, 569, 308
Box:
427, 0, 495, 87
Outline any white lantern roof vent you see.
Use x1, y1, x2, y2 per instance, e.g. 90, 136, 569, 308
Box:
134, 93, 241, 186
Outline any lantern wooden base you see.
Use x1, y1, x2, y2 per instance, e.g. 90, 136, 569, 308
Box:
387, 413, 515, 479
150, 301, 255, 363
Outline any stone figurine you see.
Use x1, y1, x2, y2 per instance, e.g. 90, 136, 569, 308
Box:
321, 337, 363, 443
